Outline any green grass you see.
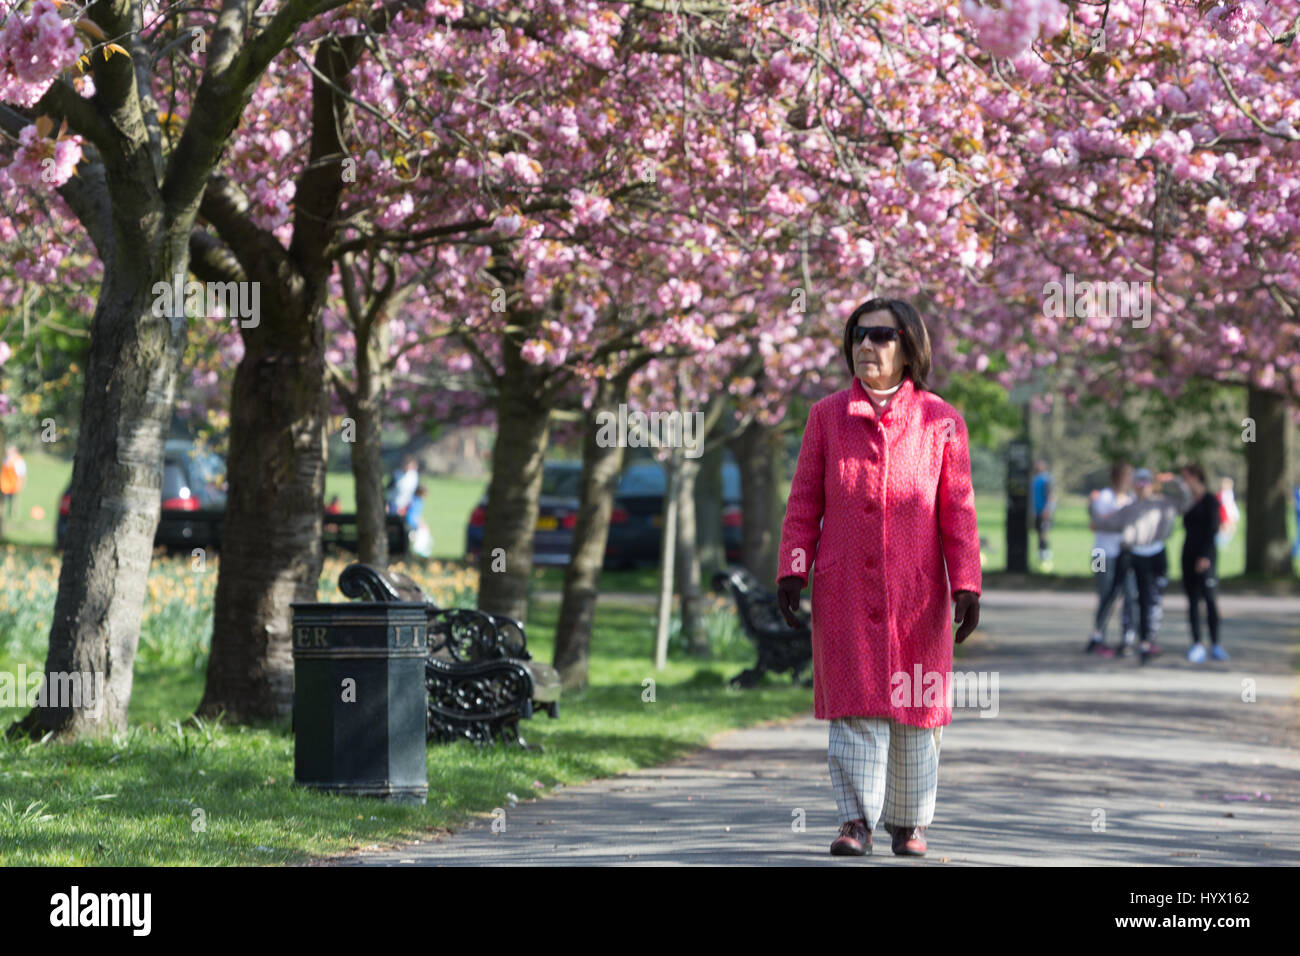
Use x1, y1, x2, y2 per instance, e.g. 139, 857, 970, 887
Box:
0, 451, 488, 563
0, 549, 811, 865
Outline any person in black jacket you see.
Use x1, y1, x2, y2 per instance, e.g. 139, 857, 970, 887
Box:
1179, 463, 1224, 662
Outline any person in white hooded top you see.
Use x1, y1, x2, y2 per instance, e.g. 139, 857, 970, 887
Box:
1089, 467, 1193, 665
1084, 461, 1140, 658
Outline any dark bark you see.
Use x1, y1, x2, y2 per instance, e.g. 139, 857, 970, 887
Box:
728, 419, 783, 584
198, 36, 363, 722
1244, 385, 1294, 577
476, 335, 552, 623
198, 311, 328, 722
552, 376, 627, 688
348, 381, 389, 567
333, 252, 400, 566
8, 220, 187, 738
693, 440, 725, 578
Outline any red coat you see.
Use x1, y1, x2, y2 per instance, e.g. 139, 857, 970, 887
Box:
777, 376, 982, 727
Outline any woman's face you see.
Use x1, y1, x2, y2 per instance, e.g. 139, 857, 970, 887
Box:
853, 309, 907, 388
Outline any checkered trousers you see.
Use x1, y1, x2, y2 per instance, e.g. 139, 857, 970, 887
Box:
828, 717, 943, 829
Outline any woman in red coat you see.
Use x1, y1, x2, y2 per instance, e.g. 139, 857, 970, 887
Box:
776, 298, 982, 858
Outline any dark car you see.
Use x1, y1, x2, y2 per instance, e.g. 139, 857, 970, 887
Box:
465, 458, 743, 569
56, 441, 227, 554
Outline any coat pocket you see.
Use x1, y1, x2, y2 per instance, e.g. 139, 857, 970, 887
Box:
813, 549, 844, 577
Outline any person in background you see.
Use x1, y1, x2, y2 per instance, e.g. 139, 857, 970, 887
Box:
407, 486, 433, 558
1090, 468, 1192, 665
387, 455, 419, 515
1179, 463, 1225, 663
1291, 484, 1300, 561
0, 446, 26, 517
405, 485, 425, 532
1031, 460, 1056, 568
1215, 477, 1240, 550
324, 494, 342, 535
1084, 461, 1139, 658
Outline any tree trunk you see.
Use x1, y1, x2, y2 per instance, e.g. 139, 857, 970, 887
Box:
1244, 385, 1294, 577
197, 36, 365, 722
9, 233, 187, 739
553, 376, 627, 689
675, 453, 708, 655
653, 451, 680, 670
476, 336, 551, 623
729, 419, 782, 584
198, 317, 329, 722
694, 439, 725, 578
347, 322, 390, 566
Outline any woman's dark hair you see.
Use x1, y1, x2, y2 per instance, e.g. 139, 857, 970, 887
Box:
1110, 460, 1132, 486
842, 298, 932, 391
1182, 463, 1206, 485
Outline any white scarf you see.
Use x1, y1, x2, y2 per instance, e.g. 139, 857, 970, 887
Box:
866, 379, 903, 408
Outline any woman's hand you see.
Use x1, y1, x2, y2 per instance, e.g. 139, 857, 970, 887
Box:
777, 576, 806, 628
1195, 556, 1211, 573
953, 590, 980, 643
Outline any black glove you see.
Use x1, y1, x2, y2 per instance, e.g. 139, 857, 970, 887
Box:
777, 576, 805, 628
953, 590, 980, 643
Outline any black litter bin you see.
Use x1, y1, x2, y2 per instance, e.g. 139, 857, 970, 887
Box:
291, 600, 428, 804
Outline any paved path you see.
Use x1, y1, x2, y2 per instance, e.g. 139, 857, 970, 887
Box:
327, 589, 1300, 866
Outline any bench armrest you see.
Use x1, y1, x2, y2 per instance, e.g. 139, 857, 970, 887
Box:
339, 562, 425, 602
429, 607, 525, 663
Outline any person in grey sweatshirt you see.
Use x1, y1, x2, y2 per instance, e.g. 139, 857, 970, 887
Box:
1089, 468, 1193, 664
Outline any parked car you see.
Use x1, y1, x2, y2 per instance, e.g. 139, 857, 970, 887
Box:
56, 440, 228, 554
465, 458, 743, 569
56, 442, 408, 557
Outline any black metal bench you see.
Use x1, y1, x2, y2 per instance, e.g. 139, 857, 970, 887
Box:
323, 514, 409, 557
712, 567, 813, 688
338, 563, 560, 748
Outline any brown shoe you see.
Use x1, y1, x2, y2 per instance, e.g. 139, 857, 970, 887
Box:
891, 825, 928, 856
830, 818, 871, 856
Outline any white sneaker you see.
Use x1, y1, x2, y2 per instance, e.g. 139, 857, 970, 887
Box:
1187, 643, 1207, 663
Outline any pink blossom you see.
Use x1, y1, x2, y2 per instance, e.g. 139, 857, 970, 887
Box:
961, 0, 1066, 59
1207, 2, 1260, 43
520, 340, 547, 364
0, 0, 83, 108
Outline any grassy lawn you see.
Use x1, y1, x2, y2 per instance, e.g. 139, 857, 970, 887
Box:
0, 450, 487, 562
8, 452, 1292, 586
0, 549, 811, 865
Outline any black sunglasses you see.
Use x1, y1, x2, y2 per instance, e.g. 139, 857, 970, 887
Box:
852, 325, 900, 346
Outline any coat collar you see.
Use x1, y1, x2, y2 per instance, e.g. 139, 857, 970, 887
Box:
847, 375, 915, 422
